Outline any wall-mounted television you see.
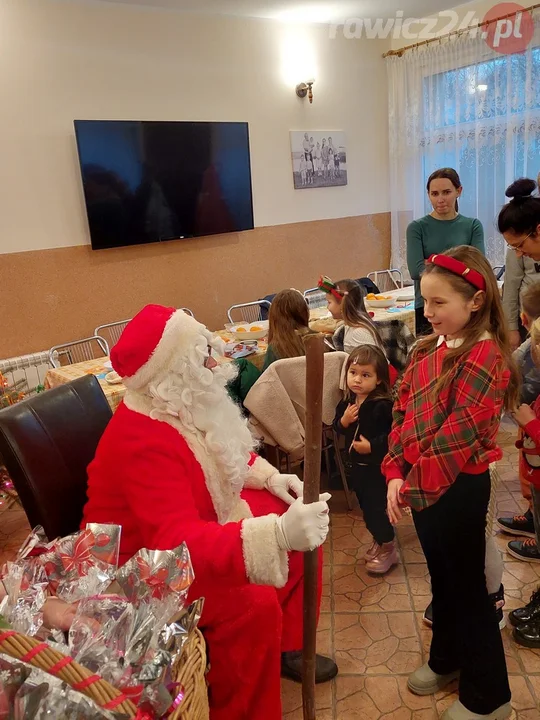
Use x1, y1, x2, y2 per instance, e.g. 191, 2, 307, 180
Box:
74, 120, 254, 250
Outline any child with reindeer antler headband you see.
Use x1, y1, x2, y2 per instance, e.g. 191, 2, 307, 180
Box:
383, 246, 519, 720
317, 276, 384, 354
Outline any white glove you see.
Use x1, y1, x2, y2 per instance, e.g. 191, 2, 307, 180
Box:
265, 473, 304, 505
275, 493, 331, 552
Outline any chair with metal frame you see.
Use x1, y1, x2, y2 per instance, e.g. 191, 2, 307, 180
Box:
227, 300, 271, 324
48, 336, 108, 369
367, 269, 403, 293
303, 288, 327, 311
94, 320, 132, 354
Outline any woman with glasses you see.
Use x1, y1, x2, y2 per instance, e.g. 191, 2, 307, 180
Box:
499, 178, 540, 350
498, 178, 540, 261
502, 245, 540, 351
407, 168, 485, 336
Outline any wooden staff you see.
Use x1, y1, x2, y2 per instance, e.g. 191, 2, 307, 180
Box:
302, 333, 325, 720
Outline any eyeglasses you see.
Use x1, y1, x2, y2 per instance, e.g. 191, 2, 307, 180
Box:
506, 231, 534, 252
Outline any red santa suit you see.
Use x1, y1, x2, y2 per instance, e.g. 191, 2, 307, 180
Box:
82, 305, 324, 720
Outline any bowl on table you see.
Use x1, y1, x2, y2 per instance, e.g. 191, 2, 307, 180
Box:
228, 321, 269, 341
365, 294, 396, 309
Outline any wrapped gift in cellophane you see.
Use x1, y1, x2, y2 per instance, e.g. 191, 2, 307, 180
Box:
0, 523, 204, 719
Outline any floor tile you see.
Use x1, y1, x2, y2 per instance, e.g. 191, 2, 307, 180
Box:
2, 424, 540, 718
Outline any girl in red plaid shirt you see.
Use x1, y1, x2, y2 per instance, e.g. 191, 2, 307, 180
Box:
383, 246, 519, 720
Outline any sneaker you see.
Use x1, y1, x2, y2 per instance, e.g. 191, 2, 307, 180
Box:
281, 651, 338, 684
497, 509, 535, 538
513, 620, 540, 649
490, 584, 506, 630
507, 538, 540, 562
441, 699, 511, 719
364, 540, 379, 562
509, 586, 540, 627
423, 589, 505, 630
365, 541, 398, 575
407, 663, 459, 696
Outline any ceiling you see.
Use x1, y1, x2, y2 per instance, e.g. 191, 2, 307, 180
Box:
79, 0, 467, 23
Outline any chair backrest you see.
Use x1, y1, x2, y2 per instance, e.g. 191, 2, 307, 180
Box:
303, 288, 327, 310
367, 269, 403, 292
227, 300, 271, 324
244, 352, 348, 457
94, 320, 132, 353
0, 375, 112, 540
49, 336, 108, 368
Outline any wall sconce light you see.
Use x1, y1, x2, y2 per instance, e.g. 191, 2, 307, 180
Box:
296, 79, 315, 104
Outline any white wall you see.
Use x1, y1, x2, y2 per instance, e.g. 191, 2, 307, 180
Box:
0, 0, 391, 254
389, 0, 511, 51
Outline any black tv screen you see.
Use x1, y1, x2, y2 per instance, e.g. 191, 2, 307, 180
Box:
74, 120, 254, 250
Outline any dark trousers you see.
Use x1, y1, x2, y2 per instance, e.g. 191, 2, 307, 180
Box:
350, 464, 394, 544
412, 471, 511, 714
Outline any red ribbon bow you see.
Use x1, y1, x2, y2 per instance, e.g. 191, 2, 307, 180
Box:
59, 530, 95, 575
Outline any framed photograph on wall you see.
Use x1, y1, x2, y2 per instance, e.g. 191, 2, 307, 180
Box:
290, 131, 347, 189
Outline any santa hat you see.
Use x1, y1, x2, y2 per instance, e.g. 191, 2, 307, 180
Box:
111, 304, 207, 391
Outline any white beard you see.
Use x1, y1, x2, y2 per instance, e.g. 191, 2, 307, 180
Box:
145, 332, 257, 494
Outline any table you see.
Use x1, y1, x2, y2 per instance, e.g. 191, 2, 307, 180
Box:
309, 286, 416, 337
45, 358, 126, 412
44, 341, 267, 414
212, 333, 268, 372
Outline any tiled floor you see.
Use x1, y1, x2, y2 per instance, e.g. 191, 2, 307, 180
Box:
281, 417, 540, 719
1, 417, 540, 718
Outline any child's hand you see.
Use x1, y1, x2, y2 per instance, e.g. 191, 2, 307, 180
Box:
341, 404, 358, 428
387, 478, 405, 525
43, 598, 78, 632
513, 404, 536, 427
352, 436, 371, 454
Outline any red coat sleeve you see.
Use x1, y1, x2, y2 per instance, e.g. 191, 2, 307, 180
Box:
120, 446, 251, 589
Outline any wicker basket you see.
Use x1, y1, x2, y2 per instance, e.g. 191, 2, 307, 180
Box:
0, 628, 137, 716
0, 627, 209, 719
169, 628, 209, 720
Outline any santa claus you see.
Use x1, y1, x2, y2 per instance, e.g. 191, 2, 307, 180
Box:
82, 304, 338, 719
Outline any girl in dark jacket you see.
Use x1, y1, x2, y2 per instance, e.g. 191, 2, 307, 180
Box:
333, 344, 396, 574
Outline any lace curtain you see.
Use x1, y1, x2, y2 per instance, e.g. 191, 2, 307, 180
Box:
386, 13, 540, 276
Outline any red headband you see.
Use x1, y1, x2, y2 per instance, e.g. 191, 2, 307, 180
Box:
426, 254, 486, 291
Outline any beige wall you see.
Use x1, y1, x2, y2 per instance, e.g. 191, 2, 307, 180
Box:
2, 213, 390, 357
389, 0, 512, 51
1, 0, 392, 358
0, 0, 391, 255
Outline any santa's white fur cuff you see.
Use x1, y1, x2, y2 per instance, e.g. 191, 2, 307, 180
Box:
243, 456, 279, 490
241, 514, 289, 588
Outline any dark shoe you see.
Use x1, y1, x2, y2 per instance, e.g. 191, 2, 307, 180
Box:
509, 586, 540, 627
281, 651, 338, 684
513, 620, 540, 648
490, 584, 506, 630
423, 601, 433, 627
507, 538, 540, 562
497, 509, 535, 538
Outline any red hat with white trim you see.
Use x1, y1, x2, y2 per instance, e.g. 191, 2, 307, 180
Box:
111, 304, 206, 391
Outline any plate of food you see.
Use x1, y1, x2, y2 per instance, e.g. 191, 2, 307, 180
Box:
365, 293, 396, 309
229, 321, 269, 340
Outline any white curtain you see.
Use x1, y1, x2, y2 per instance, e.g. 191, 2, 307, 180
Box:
386, 13, 540, 277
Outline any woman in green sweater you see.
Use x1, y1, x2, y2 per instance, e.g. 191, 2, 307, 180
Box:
407, 168, 485, 335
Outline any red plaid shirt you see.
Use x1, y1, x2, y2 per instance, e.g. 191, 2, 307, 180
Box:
382, 334, 509, 510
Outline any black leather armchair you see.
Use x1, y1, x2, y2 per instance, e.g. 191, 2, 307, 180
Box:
0, 375, 112, 540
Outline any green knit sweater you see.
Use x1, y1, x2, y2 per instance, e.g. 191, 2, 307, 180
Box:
406, 214, 485, 308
